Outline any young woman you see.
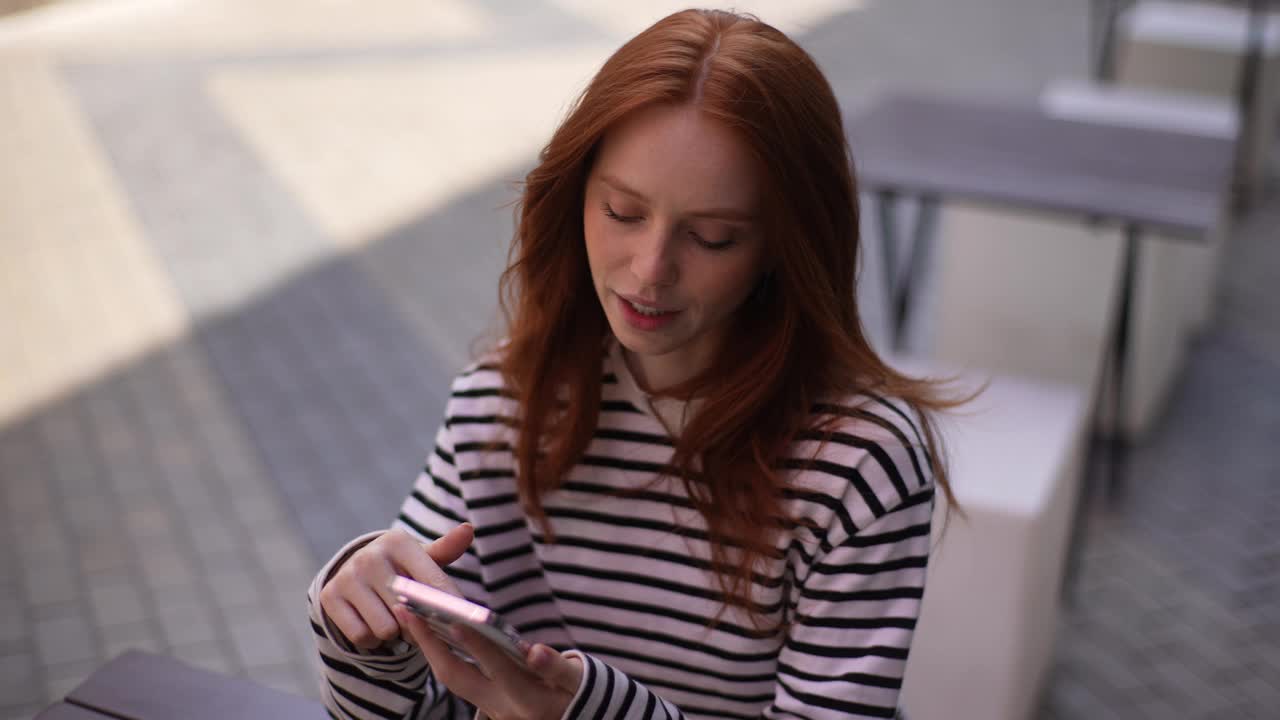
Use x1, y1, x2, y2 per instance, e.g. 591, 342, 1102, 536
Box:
309, 9, 960, 720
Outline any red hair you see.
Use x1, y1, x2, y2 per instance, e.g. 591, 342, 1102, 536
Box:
498, 9, 962, 626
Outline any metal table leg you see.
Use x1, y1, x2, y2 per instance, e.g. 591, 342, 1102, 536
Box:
892, 197, 939, 350
1107, 224, 1140, 493
1232, 0, 1268, 209
1064, 223, 1140, 601
1092, 0, 1125, 81
875, 191, 939, 352
876, 189, 900, 326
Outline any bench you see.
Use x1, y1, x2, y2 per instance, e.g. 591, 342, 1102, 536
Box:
893, 359, 1090, 720
1114, 0, 1280, 205
36, 650, 324, 720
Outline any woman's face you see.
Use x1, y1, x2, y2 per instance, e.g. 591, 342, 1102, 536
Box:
583, 103, 769, 392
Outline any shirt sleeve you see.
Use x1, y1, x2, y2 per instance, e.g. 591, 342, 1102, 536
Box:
766, 488, 933, 718
557, 442, 935, 720
307, 396, 484, 720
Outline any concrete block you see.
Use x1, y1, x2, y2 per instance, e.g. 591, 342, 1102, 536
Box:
898, 360, 1089, 720
926, 200, 1207, 438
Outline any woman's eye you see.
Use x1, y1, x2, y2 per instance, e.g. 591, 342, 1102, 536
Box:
692, 231, 735, 251
603, 204, 640, 223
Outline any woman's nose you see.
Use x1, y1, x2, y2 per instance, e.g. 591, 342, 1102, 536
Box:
630, 228, 678, 287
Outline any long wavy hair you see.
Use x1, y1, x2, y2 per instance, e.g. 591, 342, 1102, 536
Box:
498, 9, 965, 626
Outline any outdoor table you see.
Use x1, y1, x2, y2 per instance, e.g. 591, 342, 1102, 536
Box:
35, 650, 324, 720
846, 92, 1232, 590
848, 92, 1231, 479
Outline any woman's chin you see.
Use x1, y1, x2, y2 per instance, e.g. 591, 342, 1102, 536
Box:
611, 325, 675, 357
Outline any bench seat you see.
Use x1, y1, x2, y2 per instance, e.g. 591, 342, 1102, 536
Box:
895, 359, 1090, 720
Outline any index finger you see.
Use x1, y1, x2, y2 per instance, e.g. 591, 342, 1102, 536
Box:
385, 528, 469, 597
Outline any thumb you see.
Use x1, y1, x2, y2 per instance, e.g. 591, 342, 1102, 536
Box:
531, 646, 583, 694
426, 522, 474, 566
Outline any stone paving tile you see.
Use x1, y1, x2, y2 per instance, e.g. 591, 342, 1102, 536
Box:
32, 613, 96, 667
185, 518, 240, 558
0, 595, 22, 647
204, 571, 262, 614
135, 547, 196, 592
253, 662, 312, 699
99, 620, 165, 659
86, 582, 149, 628
29, 600, 82, 625
0, 650, 42, 708
154, 597, 219, 649
169, 640, 235, 677
225, 614, 295, 671
41, 658, 99, 704
21, 561, 77, 608
0, 705, 45, 720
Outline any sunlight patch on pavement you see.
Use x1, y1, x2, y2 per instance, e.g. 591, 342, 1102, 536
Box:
548, 0, 867, 38
0, 0, 491, 58
0, 53, 188, 427
206, 46, 614, 248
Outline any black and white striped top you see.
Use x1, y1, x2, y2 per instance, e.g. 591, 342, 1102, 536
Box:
307, 343, 935, 720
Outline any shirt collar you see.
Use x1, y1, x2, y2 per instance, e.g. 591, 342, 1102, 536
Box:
606, 337, 700, 437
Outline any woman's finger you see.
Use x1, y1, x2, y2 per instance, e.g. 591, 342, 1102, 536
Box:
450, 624, 531, 684
396, 608, 492, 703
528, 644, 584, 694
385, 527, 470, 597
346, 583, 401, 646
426, 523, 474, 567
321, 596, 377, 650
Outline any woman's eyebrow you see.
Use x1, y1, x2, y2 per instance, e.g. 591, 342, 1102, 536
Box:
600, 173, 648, 201
598, 173, 757, 222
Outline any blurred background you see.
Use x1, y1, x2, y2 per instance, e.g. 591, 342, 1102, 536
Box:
0, 1, 1276, 718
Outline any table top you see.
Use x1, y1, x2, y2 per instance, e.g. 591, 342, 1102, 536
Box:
847, 94, 1234, 237
36, 650, 324, 720
34, 703, 105, 720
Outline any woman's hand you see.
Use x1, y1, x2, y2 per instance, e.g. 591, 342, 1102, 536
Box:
394, 605, 584, 720
319, 524, 474, 650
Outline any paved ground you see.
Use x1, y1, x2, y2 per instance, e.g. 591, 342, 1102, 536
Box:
1, 1, 1277, 718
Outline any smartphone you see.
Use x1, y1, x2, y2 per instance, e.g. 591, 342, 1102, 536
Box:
390, 576, 527, 667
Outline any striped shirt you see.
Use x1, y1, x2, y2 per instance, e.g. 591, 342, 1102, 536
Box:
307, 343, 935, 719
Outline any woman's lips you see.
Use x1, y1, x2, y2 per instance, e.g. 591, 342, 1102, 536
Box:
616, 293, 680, 331
619, 293, 675, 313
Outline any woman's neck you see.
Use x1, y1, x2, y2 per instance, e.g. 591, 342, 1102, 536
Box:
621, 348, 700, 398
